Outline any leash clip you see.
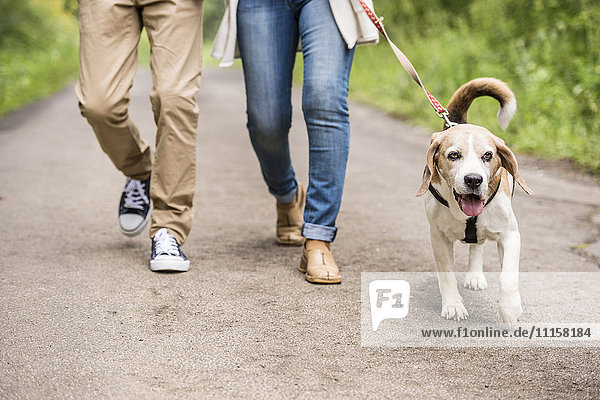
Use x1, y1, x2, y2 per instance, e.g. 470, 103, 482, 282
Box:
438, 110, 458, 129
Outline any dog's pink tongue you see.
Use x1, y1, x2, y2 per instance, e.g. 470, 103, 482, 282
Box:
460, 195, 485, 216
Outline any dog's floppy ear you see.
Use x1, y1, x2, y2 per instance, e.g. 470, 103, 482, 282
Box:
416, 134, 443, 197
494, 137, 534, 196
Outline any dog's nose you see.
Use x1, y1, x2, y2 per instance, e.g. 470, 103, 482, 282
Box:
464, 173, 483, 189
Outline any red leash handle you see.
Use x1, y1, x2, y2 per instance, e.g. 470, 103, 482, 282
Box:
355, 0, 455, 125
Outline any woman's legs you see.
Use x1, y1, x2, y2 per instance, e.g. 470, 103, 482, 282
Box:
296, 0, 355, 243
238, 0, 354, 283
236, 0, 299, 204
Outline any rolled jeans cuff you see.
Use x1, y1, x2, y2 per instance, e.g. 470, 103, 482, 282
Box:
302, 222, 338, 242
274, 179, 298, 204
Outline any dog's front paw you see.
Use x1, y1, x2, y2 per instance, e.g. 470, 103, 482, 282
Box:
499, 292, 522, 325
464, 271, 488, 290
441, 296, 469, 321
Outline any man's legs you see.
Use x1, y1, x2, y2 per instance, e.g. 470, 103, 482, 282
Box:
76, 0, 152, 180
77, 0, 203, 271
77, 0, 153, 236
140, 0, 203, 246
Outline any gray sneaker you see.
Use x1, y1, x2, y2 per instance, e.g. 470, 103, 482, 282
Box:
118, 176, 150, 236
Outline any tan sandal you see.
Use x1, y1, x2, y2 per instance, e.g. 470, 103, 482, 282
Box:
299, 245, 341, 284
276, 184, 305, 246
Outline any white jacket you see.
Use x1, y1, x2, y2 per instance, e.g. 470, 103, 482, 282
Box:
211, 0, 379, 67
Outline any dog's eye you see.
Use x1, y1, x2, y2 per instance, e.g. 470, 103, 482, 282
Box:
447, 151, 461, 161
482, 151, 493, 162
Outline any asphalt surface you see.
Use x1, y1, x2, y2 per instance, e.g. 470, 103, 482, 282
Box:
1, 67, 600, 399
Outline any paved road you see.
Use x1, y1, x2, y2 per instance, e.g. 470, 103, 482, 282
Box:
1, 67, 599, 399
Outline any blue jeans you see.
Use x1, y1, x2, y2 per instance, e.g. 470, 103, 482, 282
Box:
237, 0, 355, 242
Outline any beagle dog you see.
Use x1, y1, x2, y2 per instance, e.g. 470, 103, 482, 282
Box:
416, 78, 534, 324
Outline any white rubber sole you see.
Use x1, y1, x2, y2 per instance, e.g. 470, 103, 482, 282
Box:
118, 211, 151, 237
150, 257, 190, 272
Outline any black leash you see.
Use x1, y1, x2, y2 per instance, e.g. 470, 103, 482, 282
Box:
428, 177, 502, 244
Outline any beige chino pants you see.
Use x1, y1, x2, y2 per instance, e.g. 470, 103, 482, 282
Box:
76, 0, 203, 244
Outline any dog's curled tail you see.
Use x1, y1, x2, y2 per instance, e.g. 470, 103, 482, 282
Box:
446, 78, 516, 130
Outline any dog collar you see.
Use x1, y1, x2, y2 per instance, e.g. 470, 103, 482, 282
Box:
428, 177, 502, 244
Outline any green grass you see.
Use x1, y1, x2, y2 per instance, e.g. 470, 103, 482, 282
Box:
349, 39, 600, 172
137, 30, 151, 66
346, 0, 600, 173
0, 0, 79, 117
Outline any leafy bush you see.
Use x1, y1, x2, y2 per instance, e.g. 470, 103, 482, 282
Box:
351, 0, 600, 171
0, 0, 79, 116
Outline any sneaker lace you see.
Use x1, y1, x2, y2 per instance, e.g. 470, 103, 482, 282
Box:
123, 178, 150, 210
154, 229, 180, 256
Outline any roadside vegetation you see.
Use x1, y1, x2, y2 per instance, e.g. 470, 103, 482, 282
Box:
0, 0, 78, 117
